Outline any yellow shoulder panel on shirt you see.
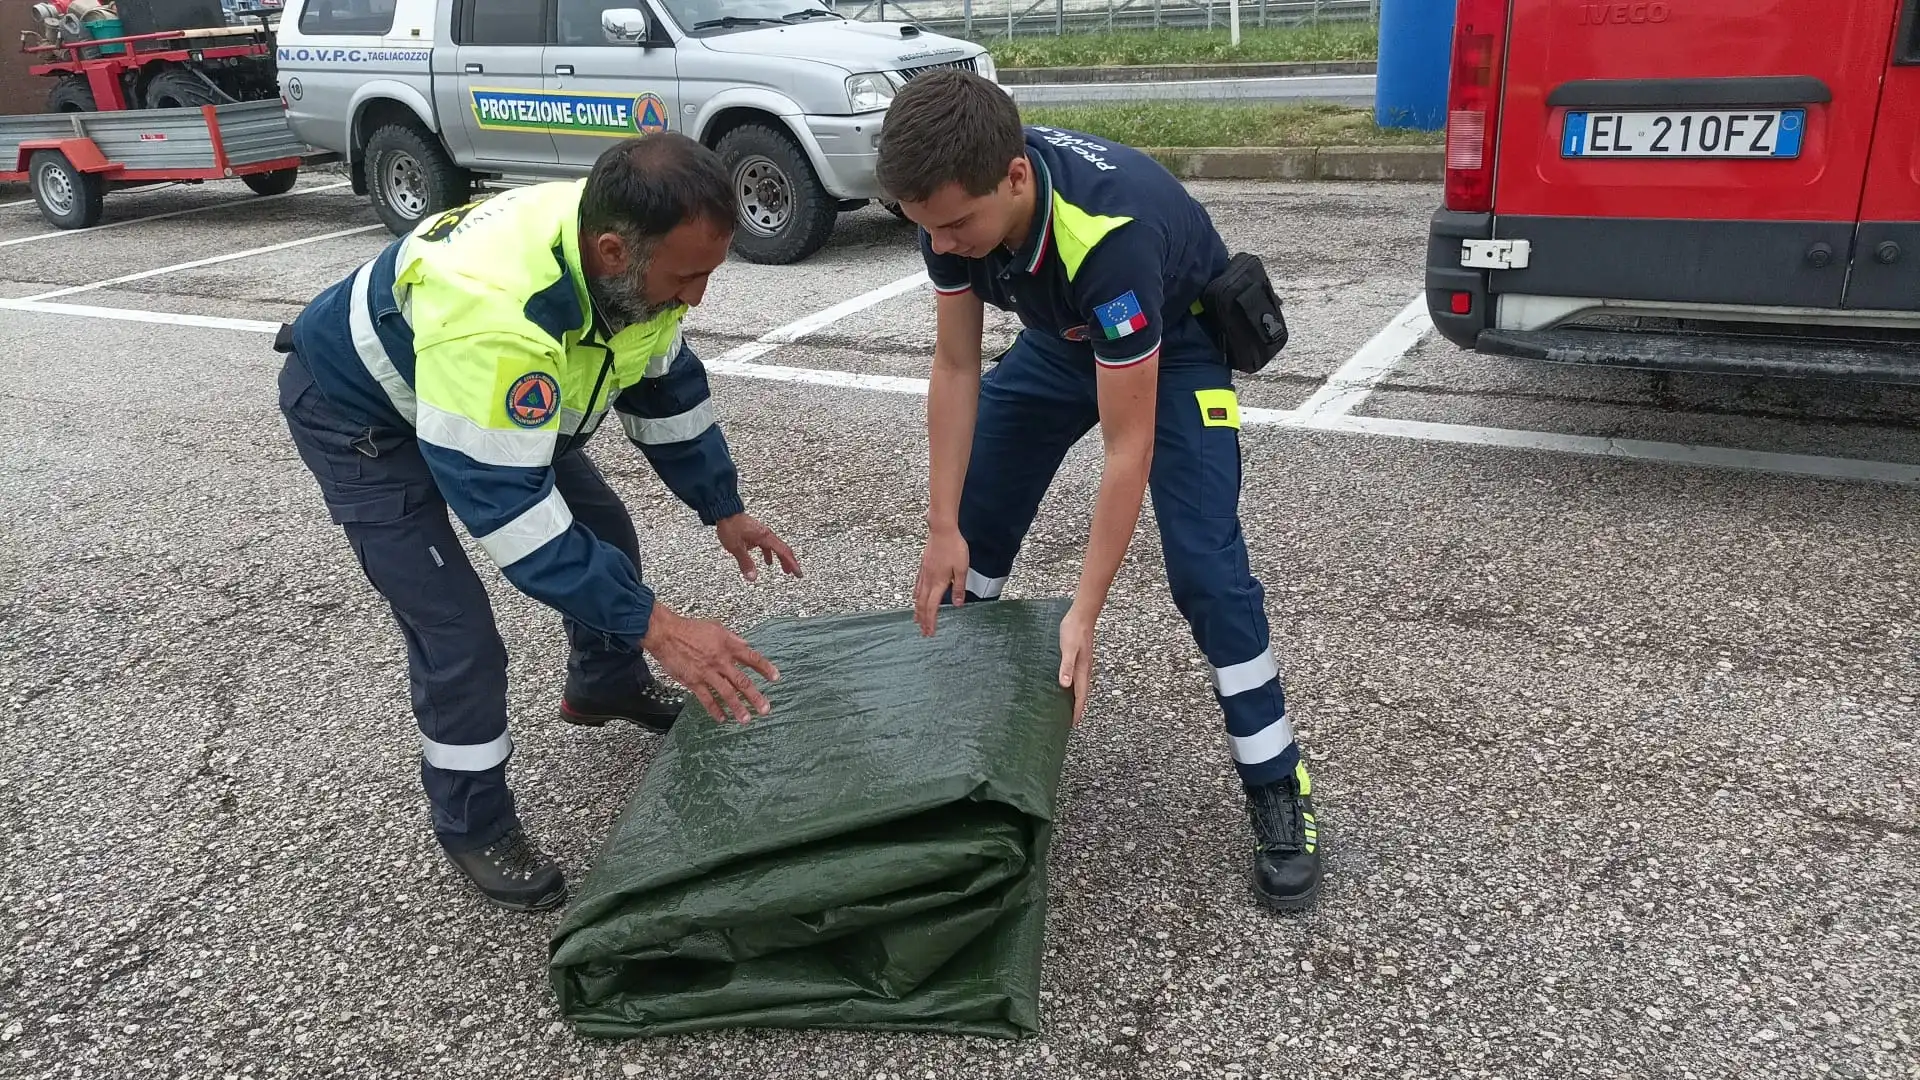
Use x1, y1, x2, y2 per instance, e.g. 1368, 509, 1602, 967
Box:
1051, 192, 1134, 282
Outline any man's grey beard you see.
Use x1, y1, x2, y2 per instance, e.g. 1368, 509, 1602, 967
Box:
586, 242, 671, 334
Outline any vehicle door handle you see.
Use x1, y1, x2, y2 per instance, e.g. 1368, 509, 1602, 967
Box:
554, 64, 574, 75
464, 62, 483, 73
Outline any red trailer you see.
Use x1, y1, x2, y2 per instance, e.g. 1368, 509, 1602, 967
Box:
1, 99, 314, 228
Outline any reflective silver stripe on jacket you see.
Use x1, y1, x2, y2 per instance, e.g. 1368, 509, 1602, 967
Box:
349, 257, 418, 423
474, 486, 572, 567
619, 400, 714, 446
418, 400, 557, 468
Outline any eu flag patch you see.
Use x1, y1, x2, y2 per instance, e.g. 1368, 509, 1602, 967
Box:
1095, 290, 1148, 340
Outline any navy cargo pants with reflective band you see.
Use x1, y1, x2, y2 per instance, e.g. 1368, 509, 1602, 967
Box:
277, 352, 655, 852
945, 327, 1297, 786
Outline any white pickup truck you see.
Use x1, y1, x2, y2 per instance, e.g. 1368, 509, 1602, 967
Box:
272, 0, 996, 263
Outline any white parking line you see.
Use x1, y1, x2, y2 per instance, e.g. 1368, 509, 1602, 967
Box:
0, 297, 283, 333
1295, 412, 1920, 486
1292, 293, 1431, 418
1, 288, 1914, 490
708, 356, 935, 397
0, 180, 351, 249
24, 224, 386, 301
714, 270, 930, 365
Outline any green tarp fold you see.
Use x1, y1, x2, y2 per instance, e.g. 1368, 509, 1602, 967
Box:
548, 598, 1074, 1040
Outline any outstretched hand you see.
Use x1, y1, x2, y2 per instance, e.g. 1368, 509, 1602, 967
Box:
716, 513, 801, 582
641, 606, 779, 724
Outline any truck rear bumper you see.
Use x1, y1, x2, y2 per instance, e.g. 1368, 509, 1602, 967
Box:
1477, 325, 1920, 384
1426, 205, 1920, 381
1425, 209, 1493, 349
801, 113, 884, 200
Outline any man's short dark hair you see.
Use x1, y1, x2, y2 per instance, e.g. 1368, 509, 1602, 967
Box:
876, 68, 1025, 203
581, 132, 737, 240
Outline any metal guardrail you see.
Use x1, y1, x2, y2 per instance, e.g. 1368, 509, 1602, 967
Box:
0, 100, 309, 172
835, 0, 1378, 39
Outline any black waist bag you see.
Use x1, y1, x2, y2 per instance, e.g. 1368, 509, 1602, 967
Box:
1197, 252, 1289, 374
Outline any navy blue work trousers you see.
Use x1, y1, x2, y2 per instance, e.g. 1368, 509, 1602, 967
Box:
946, 329, 1298, 787
276, 352, 653, 852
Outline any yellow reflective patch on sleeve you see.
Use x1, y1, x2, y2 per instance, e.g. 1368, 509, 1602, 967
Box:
415, 334, 565, 431
1195, 388, 1240, 429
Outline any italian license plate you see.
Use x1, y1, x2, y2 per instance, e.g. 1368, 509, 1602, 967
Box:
1561, 109, 1806, 159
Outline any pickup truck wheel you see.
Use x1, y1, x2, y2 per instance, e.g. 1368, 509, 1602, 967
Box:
880, 199, 911, 221
241, 167, 299, 196
363, 123, 470, 237
716, 123, 838, 265
30, 150, 103, 230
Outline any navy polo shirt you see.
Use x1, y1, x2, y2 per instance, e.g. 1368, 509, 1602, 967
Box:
918, 125, 1231, 369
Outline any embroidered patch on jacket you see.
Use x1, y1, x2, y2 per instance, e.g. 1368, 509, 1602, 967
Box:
1095, 291, 1148, 340
1061, 324, 1091, 342
506, 372, 561, 428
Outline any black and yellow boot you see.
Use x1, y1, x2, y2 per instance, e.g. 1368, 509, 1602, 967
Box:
1245, 762, 1322, 911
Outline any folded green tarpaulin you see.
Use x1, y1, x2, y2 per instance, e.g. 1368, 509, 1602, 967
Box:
548, 598, 1074, 1040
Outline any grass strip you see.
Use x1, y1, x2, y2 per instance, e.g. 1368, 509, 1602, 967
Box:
1018, 102, 1444, 148
987, 23, 1379, 68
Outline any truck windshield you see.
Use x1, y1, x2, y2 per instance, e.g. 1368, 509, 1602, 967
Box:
658, 0, 841, 31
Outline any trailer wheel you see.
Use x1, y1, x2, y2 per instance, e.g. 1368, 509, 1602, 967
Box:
363, 123, 470, 237
30, 151, 104, 230
715, 122, 838, 265
242, 168, 300, 196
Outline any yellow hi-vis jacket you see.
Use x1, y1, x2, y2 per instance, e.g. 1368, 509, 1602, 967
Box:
282, 179, 742, 651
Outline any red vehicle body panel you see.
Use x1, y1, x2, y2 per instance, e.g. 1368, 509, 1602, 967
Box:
1425, 0, 1920, 377
1491, 0, 1902, 224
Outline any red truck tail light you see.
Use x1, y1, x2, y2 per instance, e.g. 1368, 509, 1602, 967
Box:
1444, 0, 1510, 213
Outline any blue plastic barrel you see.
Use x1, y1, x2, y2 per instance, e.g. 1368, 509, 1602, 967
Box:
1374, 0, 1455, 131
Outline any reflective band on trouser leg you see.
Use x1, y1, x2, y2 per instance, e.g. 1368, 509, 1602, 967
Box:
1212, 647, 1278, 697
619, 400, 714, 445
1215, 647, 1297, 786
965, 568, 1007, 600
1150, 357, 1298, 787
474, 486, 572, 567
1227, 709, 1295, 773
349, 258, 418, 423
421, 730, 514, 772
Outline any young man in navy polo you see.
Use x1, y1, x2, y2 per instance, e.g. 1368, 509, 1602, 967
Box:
875, 68, 1322, 911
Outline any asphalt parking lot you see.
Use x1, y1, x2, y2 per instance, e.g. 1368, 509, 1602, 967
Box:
1, 166, 1916, 1080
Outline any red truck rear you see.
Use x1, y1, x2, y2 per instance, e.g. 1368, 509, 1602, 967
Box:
1426, 0, 1920, 381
